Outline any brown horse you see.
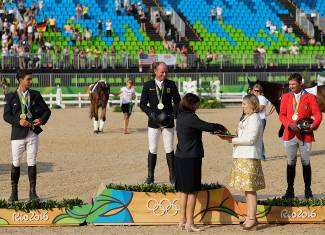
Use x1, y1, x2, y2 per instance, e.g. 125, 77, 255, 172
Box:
89, 81, 110, 133
248, 79, 325, 137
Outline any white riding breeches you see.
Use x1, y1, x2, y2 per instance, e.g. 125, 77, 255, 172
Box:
11, 130, 39, 167
284, 136, 312, 166
148, 127, 174, 154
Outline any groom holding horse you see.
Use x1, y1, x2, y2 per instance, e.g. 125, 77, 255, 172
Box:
280, 73, 322, 199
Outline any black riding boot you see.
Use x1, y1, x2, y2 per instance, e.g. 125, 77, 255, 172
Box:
282, 164, 296, 199
8, 165, 20, 202
303, 164, 313, 199
145, 152, 157, 184
166, 151, 175, 184
28, 166, 40, 201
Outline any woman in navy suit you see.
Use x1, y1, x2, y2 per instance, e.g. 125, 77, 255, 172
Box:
175, 93, 227, 232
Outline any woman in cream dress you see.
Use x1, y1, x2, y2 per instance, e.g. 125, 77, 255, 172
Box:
220, 94, 265, 230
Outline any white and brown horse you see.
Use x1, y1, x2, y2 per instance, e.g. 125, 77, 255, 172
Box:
1, 78, 9, 95
89, 80, 110, 133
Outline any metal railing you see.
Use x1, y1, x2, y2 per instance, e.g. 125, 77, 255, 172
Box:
1, 52, 325, 70
296, 9, 315, 38
0, 71, 320, 106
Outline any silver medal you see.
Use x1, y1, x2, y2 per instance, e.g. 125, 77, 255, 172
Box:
157, 103, 164, 110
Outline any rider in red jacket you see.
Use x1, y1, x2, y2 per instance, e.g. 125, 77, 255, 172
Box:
279, 73, 322, 199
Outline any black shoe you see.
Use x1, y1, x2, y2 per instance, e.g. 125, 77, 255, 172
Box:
8, 165, 20, 202
145, 152, 157, 184
305, 188, 313, 199
282, 188, 295, 199
145, 176, 154, 184
28, 166, 40, 201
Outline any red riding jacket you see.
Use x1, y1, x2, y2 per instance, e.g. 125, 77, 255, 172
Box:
279, 90, 322, 142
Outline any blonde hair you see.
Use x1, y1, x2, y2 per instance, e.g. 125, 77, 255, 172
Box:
243, 94, 260, 113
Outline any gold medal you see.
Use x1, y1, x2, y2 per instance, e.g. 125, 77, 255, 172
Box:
20, 113, 26, 119
292, 114, 298, 121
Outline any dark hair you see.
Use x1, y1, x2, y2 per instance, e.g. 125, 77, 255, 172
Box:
16, 70, 32, 82
288, 73, 302, 83
179, 93, 200, 113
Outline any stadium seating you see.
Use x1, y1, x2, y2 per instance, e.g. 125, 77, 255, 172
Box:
293, 0, 325, 17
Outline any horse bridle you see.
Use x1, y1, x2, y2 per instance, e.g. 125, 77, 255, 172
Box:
266, 83, 286, 117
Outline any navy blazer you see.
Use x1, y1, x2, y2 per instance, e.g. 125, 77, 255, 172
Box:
4, 89, 51, 140
140, 79, 181, 128
175, 111, 227, 159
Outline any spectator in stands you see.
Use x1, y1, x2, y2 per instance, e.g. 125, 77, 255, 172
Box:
76, 4, 82, 20
63, 46, 70, 69
181, 45, 188, 69
18, 1, 26, 15
102, 47, 108, 69
280, 46, 287, 54
282, 23, 287, 34
64, 23, 72, 33
73, 46, 79, 68
309, 37, 316, 46
97, 20, 102, 38
299, 36, 306, 46
126, 4, 133, 16
123, 0, 129, 9
155, 12, 160, 33
270, 24, 278, 34
116, 0, 121, 15
86, 48, 92, 69
85, 27, 92, 41
83, 5, 89, 19
140, 10, 146, 32
122, 48, 128, 68
266, 20, 272, 30
137, 3, 143, 17
210, 7, 216, 21
110, 45, 116, 69
31, 2, 38, 16
316, 54, 325, 69
138, 48, 146, 72
49, 16, 56, 32
80, 49, 86, 69
38, 0, 43, 14
289, 43, 299, 55
287, 25, 293, 33
27, 22, 34, 43
18, 45, 25, 69
206, 50, 213, 66
216, 5, 222, 21
18, 20, 25, 37
257, 46, 265, 68
106, 20, 112, 37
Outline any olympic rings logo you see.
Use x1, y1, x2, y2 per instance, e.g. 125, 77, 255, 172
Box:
146, 198, 180, 216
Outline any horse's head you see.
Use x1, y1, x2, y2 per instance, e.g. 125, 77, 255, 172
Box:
0, 78, 9, 94
0, 78, 9, 89
247, 79, 260, 94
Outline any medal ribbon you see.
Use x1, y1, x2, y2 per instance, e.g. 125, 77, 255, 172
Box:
17, 90, 31, 115
292, 92, 302, 115
155, 84, 164, 105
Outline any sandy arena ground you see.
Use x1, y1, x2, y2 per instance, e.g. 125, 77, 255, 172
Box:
0, 105, 325, 234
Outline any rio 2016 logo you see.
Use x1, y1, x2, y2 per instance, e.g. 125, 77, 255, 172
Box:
12, 211, 49, 222
280, 209, 317, 219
